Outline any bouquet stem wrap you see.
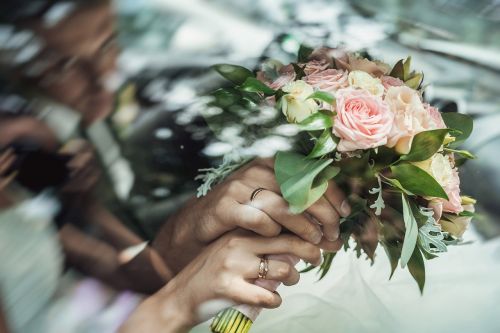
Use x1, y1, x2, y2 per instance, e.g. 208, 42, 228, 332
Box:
210, 254, 299, 333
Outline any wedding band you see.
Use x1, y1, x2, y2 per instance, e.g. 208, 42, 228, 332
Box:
258, 257, 269, 279
250, 187, 266, 202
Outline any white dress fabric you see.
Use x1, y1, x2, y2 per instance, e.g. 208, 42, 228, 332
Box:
193, 227, 500, 333
0, 195, 63, 333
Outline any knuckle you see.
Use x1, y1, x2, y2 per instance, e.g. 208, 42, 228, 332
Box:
213, 274, 232, 296
256, 293, 275, 307
277, 264, 293, 278
225, 180, 243, 195
225, 235, 246, 250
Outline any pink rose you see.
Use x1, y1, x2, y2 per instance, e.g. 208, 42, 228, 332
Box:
304, 69, 349, 93
381, 76, 404, 90
424, 103, 446, 129
333, 88, 393, 152
442, 166, 463, 213
384, 86, 436, 154
335, 54, 391, 78
303, 60, 330, 76
256, 64, 296, 90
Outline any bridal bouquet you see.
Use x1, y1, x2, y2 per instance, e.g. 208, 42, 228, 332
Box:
202, 46, 476, 333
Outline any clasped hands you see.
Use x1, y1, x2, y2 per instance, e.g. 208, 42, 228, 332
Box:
121, 158, 350, 332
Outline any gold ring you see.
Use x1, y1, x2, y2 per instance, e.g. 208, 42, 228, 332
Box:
258, 257, 269, 279
250, 187, 266, 202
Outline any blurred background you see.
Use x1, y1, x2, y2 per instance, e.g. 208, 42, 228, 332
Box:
0, 0, 499, 332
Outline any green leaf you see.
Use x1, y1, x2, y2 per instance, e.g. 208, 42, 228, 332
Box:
239, 77, 276, 96
298, 44, 314, 63
400, 194, 419, 268
382, 241, 401, 279
314, 165, 340, 186
389, 59, 405, 80
212, 64, 254, 85
407, 247, 426, 294
275, 152, 333, 213
441, 112, 473, 144
443, 148, 476, 159
297, 110, 333, 131
382, 176, 414, 195
405, 73, 423, 90
391, 164, 448, 199
307, 130, 337, 158
318, 252, 336, 280
307, 91, 336, 105
401, 129, 449, 162
403, 56, 412, 81
210, 88, 242, 108
291, 63, 306, 79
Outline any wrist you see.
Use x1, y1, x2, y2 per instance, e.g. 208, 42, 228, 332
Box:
120, 282, 195, 333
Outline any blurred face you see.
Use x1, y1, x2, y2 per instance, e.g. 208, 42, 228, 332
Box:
25, 1, 119, 126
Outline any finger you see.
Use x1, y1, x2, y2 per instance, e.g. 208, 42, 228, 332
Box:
255, 259, 300, 286
306, 196, 340, 241
248, 190, 322, 245
227, 281, 282, 309
324, 181, 351, 217
237, 163, 280, 193
250, 234, 322, 266
234, 204, 282, 237
318, 238, 343, 253
0, 152, 16, 174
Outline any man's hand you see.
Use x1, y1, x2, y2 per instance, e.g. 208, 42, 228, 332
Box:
154, 158, 350, 273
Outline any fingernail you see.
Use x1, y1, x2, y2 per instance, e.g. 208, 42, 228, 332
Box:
312, 232, 322, 245
325, 230, 338, 242
340, 200, 351, 217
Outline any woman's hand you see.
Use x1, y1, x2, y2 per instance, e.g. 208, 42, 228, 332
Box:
154, 158, 349, 272
120, 231, 322, 333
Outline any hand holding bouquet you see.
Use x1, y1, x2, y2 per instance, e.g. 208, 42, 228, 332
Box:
201, 46, 476, 333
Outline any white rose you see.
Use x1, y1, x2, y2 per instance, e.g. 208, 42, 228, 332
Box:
348, 70, 385, 97
281, 80, 319, 123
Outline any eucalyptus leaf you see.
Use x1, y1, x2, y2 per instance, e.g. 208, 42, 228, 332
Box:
408, 247, 426, 293
307, 91, 336, 105
297, 111, 333, 131
400, 194, 419, 268
307, 129, 337, 158
391, 164, 448, 199
441, 112, 473, 144
240, 77, 276, 96
401, 129, 449, 162
212, 64, 254, 85
389, 59, 405, 80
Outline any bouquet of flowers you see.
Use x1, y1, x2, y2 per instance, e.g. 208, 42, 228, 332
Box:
201, 46, 476, 333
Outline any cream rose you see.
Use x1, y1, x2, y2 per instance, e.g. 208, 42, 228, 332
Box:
384, 86, 436, 154
414, 154, 463, 214
348, 71, 385, 97
333, 88, 393, 152
440, 203, 474, 238
281, 80, 319, 123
